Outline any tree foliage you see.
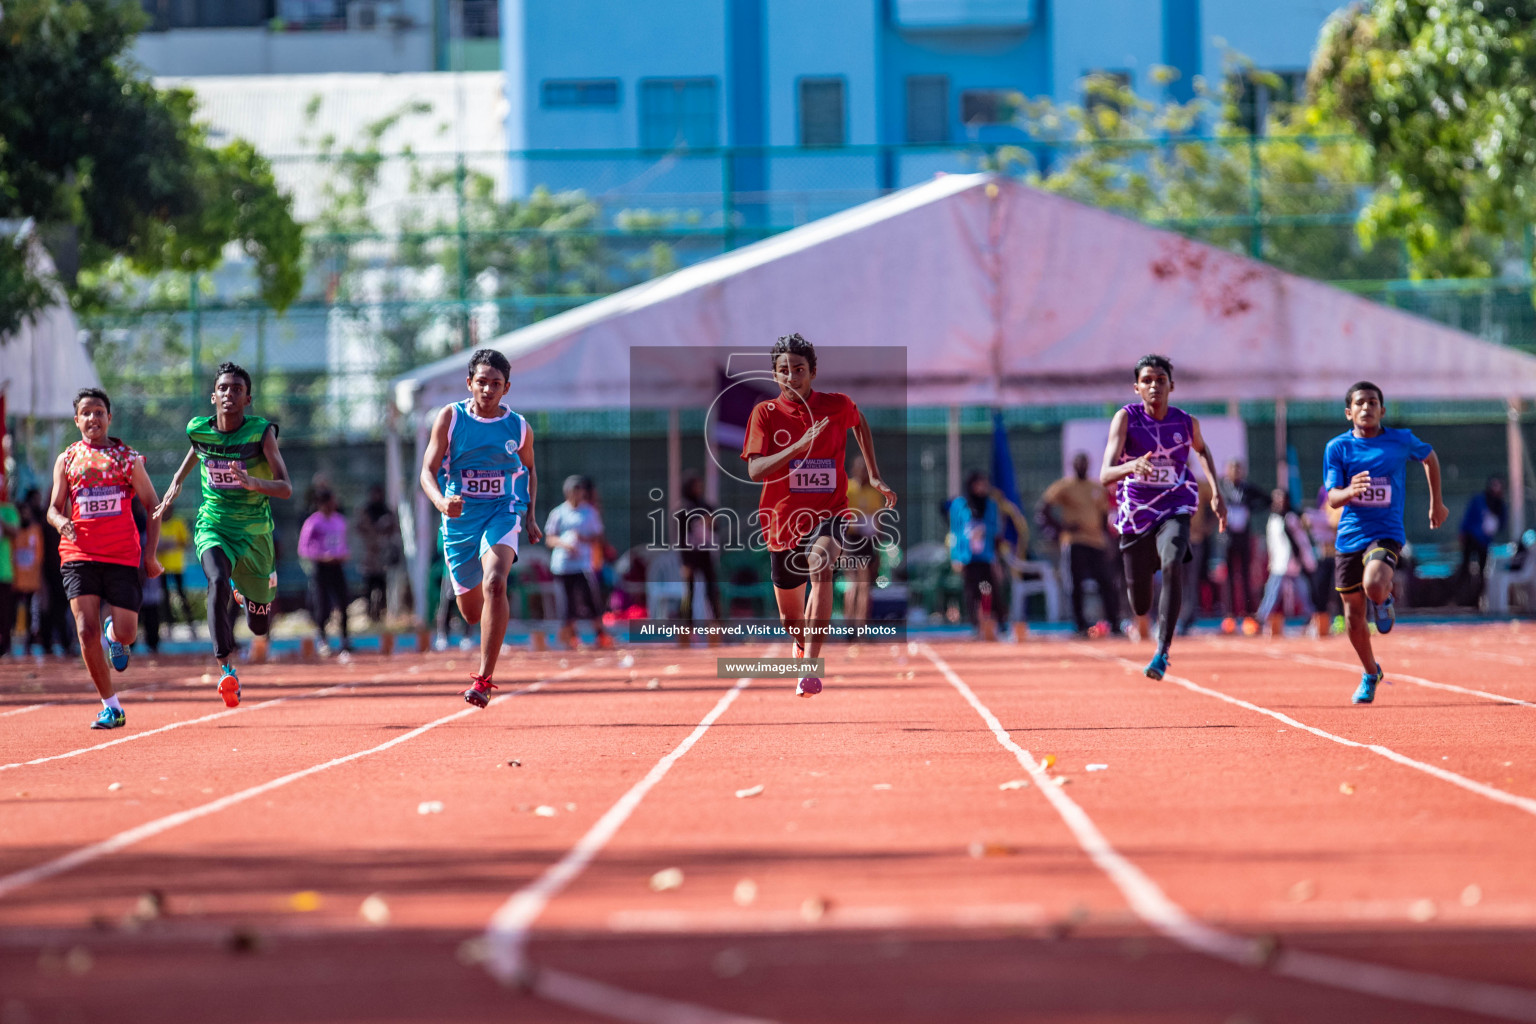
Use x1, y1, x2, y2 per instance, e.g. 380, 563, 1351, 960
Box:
1310, 0, 1536, 278
0, 0, 302, 337
993, 65, 1401, 281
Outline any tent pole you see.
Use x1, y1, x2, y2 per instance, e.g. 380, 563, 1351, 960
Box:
668, 408, 682, 541
412, 413, 434, 626
384, 409, 404, 619
1274, 398, 1288, 490
947, 406, 961, 500
1509, 399, 1526, 538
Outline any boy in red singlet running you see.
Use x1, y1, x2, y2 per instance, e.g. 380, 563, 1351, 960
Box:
46, 389, 163, 729
741, 334, 896, 697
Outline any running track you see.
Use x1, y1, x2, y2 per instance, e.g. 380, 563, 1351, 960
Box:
2, 624, 1535, 1022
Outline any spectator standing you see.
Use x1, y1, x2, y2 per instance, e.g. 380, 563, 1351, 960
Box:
299, 489, 351, 653
1254, 489, 1317, 631
1304, 487, 1342, 636
1039, 453, 1120, 637
674, 474, 725, 626
843, 455, 883, 624
12, 498, 42, 654
1454, 476, 1507, 606
355, 484, 399, 622
948, 471, 1005, 634
545, 475, 612, 649
0, 482, 17, 657
32, 488, 73, 655
1218, 460, 1269, 631
1179, 476, 1216, 635
157, 513, 195, 638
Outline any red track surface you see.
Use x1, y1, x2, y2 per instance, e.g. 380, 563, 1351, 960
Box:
2, 624, 1535, 1022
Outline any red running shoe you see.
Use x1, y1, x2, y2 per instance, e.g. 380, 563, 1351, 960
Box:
462, 675, 498, 708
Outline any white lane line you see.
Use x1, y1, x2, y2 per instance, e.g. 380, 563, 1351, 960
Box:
483, 670, 769, 1024
1252, 646, 1536, 709
1093, 651, 1536, 818
923, 644, 1536, 1023
0, 662, 594, 900
0, 677, 200, 719
1399, 637, 1531, 667
0, 681, 351, 772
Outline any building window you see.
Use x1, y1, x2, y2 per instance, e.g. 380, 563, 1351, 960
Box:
1231, 69, 1306, 134
143, 0, 276, 30
639, 78, 719, 150
542, 80, 620, 109
960, 89, 1020, 127
906, 75, 949, 144
1083, 70, 1132, 117
799, 78, 846, 147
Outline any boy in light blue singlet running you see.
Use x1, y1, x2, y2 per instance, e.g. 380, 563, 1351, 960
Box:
1324, 381, 1448, 705
419, 349, 541, 706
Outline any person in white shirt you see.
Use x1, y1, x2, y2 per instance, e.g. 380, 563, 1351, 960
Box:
544, 475, 611, 649
1255, 488, 1317, 633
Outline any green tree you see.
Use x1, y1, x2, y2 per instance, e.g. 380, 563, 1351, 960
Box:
1310, 1, 1536, 278
0, 0, 302, 338
994, 67, 1400, 281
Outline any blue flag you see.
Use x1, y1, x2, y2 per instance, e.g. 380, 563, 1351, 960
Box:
991, 410, 1022, 545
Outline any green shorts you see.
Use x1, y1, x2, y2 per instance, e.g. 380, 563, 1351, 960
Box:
195, 524, 277, 604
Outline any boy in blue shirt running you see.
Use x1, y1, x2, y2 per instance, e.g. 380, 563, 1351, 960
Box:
1323, 381, 1449, 704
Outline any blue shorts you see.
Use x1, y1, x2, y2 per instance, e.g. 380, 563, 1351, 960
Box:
442, 508, 523, 595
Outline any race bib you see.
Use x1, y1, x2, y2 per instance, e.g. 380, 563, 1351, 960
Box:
789, 458, 836, 493
1138, 456, 1180, 489
206, 458, 245, 490
1351, 477, 1392, 509
460, 470, 506, 499
77, 486, 124, 519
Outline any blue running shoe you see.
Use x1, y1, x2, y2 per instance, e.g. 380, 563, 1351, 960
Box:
1144, 651, 1169, 680
1372, 596, 1395, 635
1352, 664, 1384, 704
102, 616, 129, 672
91, 706, 125, 730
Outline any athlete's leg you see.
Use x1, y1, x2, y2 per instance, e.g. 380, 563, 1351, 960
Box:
1121, 533, 1156, 638
772, 584, 808, 655
803, 533, 841, 659
69, 595, 113, 699
474, 543, 517, 679
106, 606, 139, 647
1362, 553, 1395, 607
200, 548, 238, 662
1152, 517, 1190, 653
1341, 590, 1376, 672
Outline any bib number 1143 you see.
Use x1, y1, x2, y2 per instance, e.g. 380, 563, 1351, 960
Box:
789, 459, 836, 493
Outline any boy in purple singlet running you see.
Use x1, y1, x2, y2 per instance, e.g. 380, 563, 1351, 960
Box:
1100, 355, 1228, 679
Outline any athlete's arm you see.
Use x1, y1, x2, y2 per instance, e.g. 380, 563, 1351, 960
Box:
1328, 472, 1373, 508
1098, 410, 1152, 485
46, 452, 76, 543
851, 411, 897, 507
419, 407, 463, 518
1189, 416, 1228, 532
155, 447, 198, 519
232, 425, 293, 500
130, 457, 165, 579
520, 422, 542, 545
746, 417, 830, 482
1423, 450, 1450, 529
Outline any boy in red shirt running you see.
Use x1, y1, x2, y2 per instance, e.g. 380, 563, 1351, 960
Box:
46, 389, 164, 729
741, 334, 896, 696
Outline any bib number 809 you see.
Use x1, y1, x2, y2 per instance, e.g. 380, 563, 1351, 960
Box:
461, 471, 505, 499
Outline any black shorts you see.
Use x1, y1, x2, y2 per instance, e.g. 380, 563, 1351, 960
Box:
556, 571, 601, 622
769, 516, 847, 590
1334, 540, 1402, 594
1119, 515, 1193, 575
61, 561, 143, 612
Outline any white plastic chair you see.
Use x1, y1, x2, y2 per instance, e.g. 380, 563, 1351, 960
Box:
1004, 551, 1062, 623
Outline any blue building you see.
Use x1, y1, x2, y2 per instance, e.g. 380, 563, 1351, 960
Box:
502, 0, 1340, 226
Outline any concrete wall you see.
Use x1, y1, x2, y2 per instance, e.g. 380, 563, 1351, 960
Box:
133, 25, 434, 76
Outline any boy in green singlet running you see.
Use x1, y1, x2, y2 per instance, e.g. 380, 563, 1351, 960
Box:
158, 362, 293, 707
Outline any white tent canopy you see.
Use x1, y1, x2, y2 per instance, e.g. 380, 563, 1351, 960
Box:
0, 236, 96, 419
393, 172, 1536, 413
389, 173, 1536, 619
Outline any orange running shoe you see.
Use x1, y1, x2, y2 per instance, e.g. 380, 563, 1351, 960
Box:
218, 663, 241, 707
